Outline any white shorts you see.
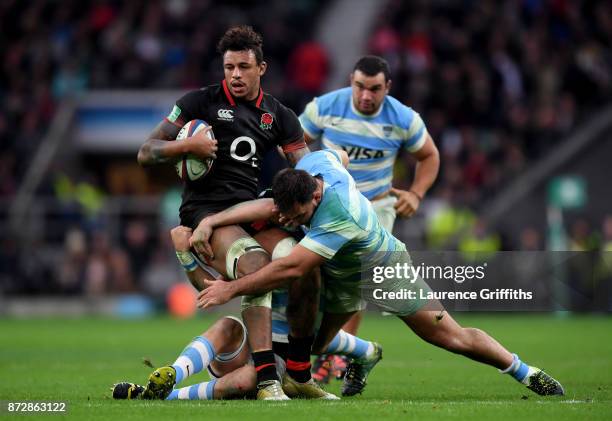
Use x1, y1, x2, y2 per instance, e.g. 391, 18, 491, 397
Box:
372, 195, 397, 233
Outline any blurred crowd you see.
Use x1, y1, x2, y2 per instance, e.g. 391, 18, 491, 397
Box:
0, 0, 326, 196
1, 0, 611, 301
368, 0, 612, 255
371, 0, 611, 205
0, 0, 327, 296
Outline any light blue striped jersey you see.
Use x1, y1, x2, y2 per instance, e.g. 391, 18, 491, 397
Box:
296, 150, 402, 285
299, 87, 428, 199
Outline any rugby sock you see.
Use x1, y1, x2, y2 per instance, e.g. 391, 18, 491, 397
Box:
166, 379, 217, 400
252, 350, 279, 384
499, 353, 537, 385
287, 335, 314, 383
324, 330, 375, 361
171, 336, 216, 384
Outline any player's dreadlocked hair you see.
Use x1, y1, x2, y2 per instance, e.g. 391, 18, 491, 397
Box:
217, 25, 264, 64
353, 55, 391, 82
272, 169, 318, 214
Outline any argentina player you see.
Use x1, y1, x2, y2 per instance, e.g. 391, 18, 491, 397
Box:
196, 150, 564, 397
299, 55, 439, 377
300, 55, 439, 233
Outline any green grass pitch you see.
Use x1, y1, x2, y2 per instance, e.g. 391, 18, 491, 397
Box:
1, 314, 611, 420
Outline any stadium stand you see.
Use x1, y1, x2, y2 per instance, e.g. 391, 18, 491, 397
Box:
0, 0, 610, 299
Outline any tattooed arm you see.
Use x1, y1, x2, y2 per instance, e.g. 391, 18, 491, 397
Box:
137, 120, 217, 166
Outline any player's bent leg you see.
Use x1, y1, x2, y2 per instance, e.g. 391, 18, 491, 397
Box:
312, 312, 383, 397
399, 308, 564, 396
312, 311, 356, 354
257, 230, 320, 384
207, 316, 251, 378
213, 364, 257, 399
341, 311, 363, 335
401, 308, 514, 368
254, 228, 336, 399
314, 277, 384, 396
205, 224, 284, 398
203, 355, 292, 400
112, 316, 248, 400
329, 311, 364, 380
168, 364, 257, 401
205, 226, 272, 342
143, 316, 246, 400
166, 320, 288, 401
321, 329, 383, 396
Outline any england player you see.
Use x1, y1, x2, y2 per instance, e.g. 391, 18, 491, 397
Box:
112, 225, 380, 400
299, 56, 440, 378
195, 150, 564, 397
136, 26, 316, 400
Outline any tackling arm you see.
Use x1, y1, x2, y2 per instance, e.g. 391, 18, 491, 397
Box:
198, 245, 326, 308
205, 199, 277, 228
190, 199, 278, 258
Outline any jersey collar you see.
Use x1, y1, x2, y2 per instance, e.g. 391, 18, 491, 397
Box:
222, 80, 264, 108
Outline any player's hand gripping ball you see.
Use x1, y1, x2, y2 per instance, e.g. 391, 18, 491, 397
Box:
175, 120, 216, 181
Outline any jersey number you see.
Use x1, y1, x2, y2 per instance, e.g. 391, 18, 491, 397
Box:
230, 136, 258, 168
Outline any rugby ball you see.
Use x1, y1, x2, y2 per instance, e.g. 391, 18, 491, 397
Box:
175, 120, 215, 181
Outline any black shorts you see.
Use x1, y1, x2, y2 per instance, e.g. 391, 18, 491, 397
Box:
179, 198, 259, 236
179, 198, 243, 230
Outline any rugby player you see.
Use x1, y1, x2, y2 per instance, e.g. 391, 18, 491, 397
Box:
136, 26, 317, 400
299, 56, 439, 380
194, 150, 565, 397
112, 225, 381, 400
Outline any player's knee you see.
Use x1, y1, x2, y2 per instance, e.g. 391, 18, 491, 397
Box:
271, 236, 297, 260
205, 317, 245, 353
218, 317, 244, 340
236, 252, 270, 277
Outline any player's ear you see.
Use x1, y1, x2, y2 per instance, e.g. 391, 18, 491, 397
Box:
259, 61, 267, 76
386, 79, 392, 94
349, 72, 354, 85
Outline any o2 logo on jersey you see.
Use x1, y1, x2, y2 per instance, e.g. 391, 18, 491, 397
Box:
342, 146, 385, 160
230, 136, 258, 168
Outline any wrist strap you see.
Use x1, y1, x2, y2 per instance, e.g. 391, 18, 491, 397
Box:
409, 189, 423, 201
175, 250, 198, 272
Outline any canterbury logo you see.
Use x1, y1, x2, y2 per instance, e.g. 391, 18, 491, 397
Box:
217, 109, 234, 121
